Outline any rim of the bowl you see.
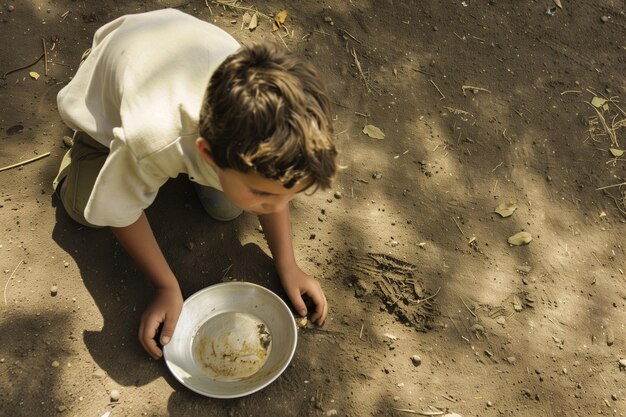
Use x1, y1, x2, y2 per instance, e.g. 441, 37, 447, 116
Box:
163, 282, 298, 398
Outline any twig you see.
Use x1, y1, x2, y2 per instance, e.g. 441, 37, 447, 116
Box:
42, 38, 49, 76
413, 68, 434, 76
440, 393, 457, 402
351, 48, 372, 93
212, 0, 270, 20
4, 260, 23, 305
587, 102, 619, 147
451, 216, 465, 237
430, 79, 445, 99
560, 90, 582, 95
0, 152, 51, 173
355, 111, 370, 118
596, 182, 626, 191
417, 287, 441, 304
2, 54, 44, 79
462, 85, 491, 94
391, 408, 443, 416
459, 296, 477, 318
490, 162, 503, 173
342, 29, 361, 44
359, 324, 364, 340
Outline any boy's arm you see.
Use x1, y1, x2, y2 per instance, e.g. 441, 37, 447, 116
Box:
111, 212, 183, 359
258, 207, 328, 325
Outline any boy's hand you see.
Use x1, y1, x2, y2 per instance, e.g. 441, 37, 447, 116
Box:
278, 264, 328, 326
138, 286, 184, 359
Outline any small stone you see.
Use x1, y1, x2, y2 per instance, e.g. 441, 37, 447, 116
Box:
612, 393, 618, 401
619, 359, 626, 370
51, 360, 60, 368
62, 135, 74, 148
470, 324, 485, 334
7, 5, 15, 12
326, 410, 338, 417
600, 15, 609, 23
496, 317, 506, 325
92, 369, 106, 379
110, 389, 120, 402
185, 241, 194, 251
333, 191, 342, 199
486, 400, 493, 407
606, 329, 615, 346
372, 171, 382, 179
50, 285, 58, 296
63, 261, 69, 268
295, 316, 308, 328
410, 355, 422, 366
57, 405, 66, 413
505, 356, 517, 364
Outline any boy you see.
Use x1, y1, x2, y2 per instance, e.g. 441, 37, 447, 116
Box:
53, 9, 337, 359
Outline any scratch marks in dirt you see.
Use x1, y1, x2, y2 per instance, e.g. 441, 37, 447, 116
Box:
347, 253, 439, 332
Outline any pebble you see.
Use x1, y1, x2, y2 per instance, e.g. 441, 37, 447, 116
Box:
410, 355, 422, 366
470, 324, 484, 334
110, 389, 120, 402
505, 356, 516, 364
612, 393, 618, 401
600, 15, 609, 23
93, 369, 106, 379
50, 285, 58, 296
57, 405, 66, 412
619, 359, 626, 369
486, 400, 493, 407
326, 410, 338, 417
51, 360, 60, 368
333, 191, 342, 199
7, 5, 15, 12
496, 317, 506, 325
185, 241, 194, 251
295, 316, 308, 328
323, 16, 334, 25
606, 329, 615, 346
63, 261, 69, 268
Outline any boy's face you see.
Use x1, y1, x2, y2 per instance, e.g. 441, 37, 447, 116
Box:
196, 138, 309, 215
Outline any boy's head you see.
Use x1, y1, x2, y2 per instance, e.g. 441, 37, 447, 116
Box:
198, 42, 337, 192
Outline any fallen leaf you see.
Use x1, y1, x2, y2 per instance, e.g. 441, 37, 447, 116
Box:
494, 203, 517, 218
591, 96, 607, 108
609, 148, 624, 157
363, 124, 385, 139
29, 71, 40, 80
553, 0, 562, 8
508, 232, 532, 246
242, 12, 251, 28
273, 9, 287, 31
248, 12, 258, 31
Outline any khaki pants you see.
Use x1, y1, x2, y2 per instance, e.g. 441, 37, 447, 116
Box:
53, 132, 109, 228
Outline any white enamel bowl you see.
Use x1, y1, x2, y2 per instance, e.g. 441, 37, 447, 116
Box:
163, 282, 297, 398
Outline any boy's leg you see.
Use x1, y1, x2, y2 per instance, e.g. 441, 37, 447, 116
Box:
53, 132, 109, 228
194, 184, 243, 221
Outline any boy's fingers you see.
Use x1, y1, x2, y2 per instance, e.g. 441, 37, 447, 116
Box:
286, 288, 308, 317
140, 319, 163, 359
160, 312, 180, 346
308, 290, 328, 326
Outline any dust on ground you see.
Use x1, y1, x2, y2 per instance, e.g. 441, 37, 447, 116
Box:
1, 1, 625, 416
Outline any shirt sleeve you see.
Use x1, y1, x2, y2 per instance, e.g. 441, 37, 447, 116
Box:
84, 128, 169, 227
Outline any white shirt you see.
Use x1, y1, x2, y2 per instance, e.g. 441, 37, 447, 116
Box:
57, 9, 240, 227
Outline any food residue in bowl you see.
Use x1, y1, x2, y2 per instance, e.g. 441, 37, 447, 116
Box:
193, 312, 272, 381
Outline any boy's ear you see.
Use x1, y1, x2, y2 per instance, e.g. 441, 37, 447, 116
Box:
195, 137, 215, 165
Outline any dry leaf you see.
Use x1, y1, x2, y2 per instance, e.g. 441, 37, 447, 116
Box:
273, 9, 287, 31
248, 12, 258, 31
591, 96, 607, 108
508, 232, 532, 246
29, 71, 40, 80
242, 12, 251, 29
363, 124, 385, 139
609, 148, 624, 157
494, 203, 517, 218
553, 0, 562, 8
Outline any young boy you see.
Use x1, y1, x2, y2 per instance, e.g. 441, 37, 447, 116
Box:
53, 9, 337, 360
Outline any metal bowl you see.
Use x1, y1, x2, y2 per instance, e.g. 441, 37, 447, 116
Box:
163, 282, 297, 398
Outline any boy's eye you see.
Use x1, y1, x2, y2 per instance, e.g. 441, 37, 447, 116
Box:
251, 189, 272, 196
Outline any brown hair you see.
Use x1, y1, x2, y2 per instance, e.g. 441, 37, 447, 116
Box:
199, 42, 337, 190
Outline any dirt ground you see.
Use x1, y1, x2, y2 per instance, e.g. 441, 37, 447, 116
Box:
1, 1, 626, 416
